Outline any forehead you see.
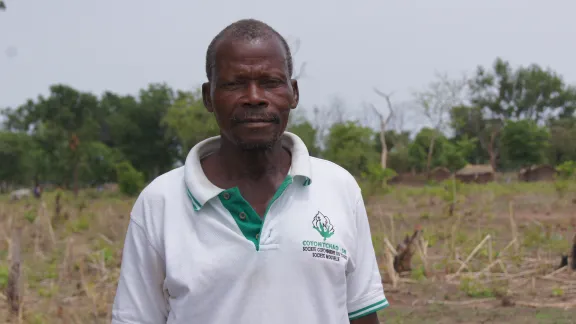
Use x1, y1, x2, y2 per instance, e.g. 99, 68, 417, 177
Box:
213, 37, 288, 75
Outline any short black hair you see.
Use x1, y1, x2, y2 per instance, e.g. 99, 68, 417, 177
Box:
205, 19, 293, 81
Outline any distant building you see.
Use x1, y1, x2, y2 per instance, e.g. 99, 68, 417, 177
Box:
455, 164, 495, 184
518, 164, 557, 182
429, 167, 452, 182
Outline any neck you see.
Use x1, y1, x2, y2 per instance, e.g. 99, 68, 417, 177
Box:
217, 136, 290, 181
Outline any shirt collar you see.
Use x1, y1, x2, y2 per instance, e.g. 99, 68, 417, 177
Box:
183, 132, 312, 211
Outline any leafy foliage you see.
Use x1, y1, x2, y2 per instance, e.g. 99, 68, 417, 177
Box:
115, 161, 145, 196
0, 57, 575, 194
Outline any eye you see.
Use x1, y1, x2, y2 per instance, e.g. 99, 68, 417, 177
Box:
220, 81, 241, 90
261, 79, 284, 88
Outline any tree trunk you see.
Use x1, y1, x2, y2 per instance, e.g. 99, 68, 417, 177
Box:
426, 135, 437, 177
73, 160, 79, 197
379, 122, 387, 169
488, 129, 499, 171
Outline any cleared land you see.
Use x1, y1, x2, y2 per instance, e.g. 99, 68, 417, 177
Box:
1, 180, 576, 323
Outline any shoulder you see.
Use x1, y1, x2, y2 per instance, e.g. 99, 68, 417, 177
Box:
127, 167, 186, 255
130, 166, 185, 224
308, 157, 361, 203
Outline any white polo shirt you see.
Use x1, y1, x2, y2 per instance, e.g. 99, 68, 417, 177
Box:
112, 132, 388, 324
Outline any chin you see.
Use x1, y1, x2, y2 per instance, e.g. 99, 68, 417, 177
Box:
234, 133, 281, 152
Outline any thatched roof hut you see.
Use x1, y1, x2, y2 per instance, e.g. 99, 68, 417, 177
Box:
455, 164, 494, 184
429, 167, 451, 182
518, 164, 557, 182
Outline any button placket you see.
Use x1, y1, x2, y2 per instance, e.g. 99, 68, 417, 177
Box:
239, 212, 247, 220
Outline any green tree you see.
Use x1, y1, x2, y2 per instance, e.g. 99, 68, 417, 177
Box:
287, 114, 321, 157
162, 90, 219, 163
116, 161, 145, 196
500, 120, 549, 169
0, 131, 34, 184
547, 117, 576, 164
104, 84, 179, 180
470, 58, 576, 122
408, 128, 470, 172
323, 121, 379, 176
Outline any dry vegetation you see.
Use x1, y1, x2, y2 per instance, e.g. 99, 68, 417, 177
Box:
1, 179, 576, 323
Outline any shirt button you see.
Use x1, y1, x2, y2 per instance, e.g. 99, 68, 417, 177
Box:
255, 233, 260, 240
239, 212, 247, 220
222, 192, 230, 200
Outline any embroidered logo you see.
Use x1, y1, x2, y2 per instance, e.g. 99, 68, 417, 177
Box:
312, 211, 335, 241
302, 211, 347, 262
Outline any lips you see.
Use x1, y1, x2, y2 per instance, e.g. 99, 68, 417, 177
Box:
238, 118, 276, 123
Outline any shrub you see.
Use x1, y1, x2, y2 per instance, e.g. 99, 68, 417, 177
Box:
115, 161, 145, 196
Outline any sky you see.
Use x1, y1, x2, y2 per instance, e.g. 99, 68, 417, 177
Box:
1, 0, 575, 131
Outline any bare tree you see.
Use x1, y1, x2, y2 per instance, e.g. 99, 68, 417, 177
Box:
368, 89, 396, 169
287, 37, 307, 80
312, 96, 348, 149
413, 72, 468, 175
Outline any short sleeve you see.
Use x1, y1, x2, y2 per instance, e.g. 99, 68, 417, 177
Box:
111, 218, 169, 324
346, 194, 389, 320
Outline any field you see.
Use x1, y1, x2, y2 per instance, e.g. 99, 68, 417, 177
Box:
1, 180, 576, 323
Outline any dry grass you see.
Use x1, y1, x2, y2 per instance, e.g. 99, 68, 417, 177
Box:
0, 180, 575, 323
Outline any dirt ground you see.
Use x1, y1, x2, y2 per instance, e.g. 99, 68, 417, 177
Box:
0, 180, 575, 323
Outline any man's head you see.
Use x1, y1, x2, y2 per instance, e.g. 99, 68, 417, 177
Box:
202, 19, 299, 151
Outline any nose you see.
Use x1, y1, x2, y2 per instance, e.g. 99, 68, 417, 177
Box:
241, 82, 269, 108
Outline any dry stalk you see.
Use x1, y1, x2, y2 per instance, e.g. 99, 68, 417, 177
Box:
508, 201, 519, 254
78, 260, 98, 317
58, 237, 74, 286
448, 234, 491, 280
514, 300, 576, 309
41, 201, 56, 245
538, 276, 576, 285
427, 298, 496, 306
384, 245, 398, 288
415, 238, 430, 276
7, 226, 22, 319
544, 265, 567, 278
383, 237, 398, 256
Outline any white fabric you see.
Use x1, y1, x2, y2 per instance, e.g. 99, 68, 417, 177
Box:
112, 132, 387, 324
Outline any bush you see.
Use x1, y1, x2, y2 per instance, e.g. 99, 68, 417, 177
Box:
115, 161, 145, 196
556, 160, 576, 180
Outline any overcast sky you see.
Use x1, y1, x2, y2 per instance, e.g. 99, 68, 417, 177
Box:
1, 0, 575, 130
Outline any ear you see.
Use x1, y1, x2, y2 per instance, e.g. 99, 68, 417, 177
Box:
290, 79, 299, 109
202, 82, 213, 112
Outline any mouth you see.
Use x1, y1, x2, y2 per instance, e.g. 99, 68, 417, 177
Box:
235, 118, 279, 125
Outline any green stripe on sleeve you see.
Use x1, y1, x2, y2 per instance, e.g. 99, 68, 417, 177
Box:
348, 298, 389, 320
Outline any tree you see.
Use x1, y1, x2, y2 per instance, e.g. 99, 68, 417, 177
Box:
104, 84, 179, 180
368, 89, 396, 169
500, 120, 549, 169
323, 121, 379, 176
287, 37, 307, 80
12, 85, 102, 194
0, 132, 34, 185
162, 90, 219, 163
414, 72, 467, 175
470, 57, 576, 122
0, 1, 6, 10
547, 117, 576, 164
408, 128, 471, 172
287, 113, 321, 157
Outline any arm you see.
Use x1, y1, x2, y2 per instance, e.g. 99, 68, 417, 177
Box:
111, 218, 168, 324
350, 312, 379, 324
346, 193, 389, 323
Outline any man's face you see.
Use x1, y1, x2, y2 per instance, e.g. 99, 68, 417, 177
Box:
202, 37, 299, 151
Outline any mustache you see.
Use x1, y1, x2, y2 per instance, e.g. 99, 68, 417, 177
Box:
231, 112, 281, 124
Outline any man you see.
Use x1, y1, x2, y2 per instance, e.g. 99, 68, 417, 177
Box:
111, 19, 388, 324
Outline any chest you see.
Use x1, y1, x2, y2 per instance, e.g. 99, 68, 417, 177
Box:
162, 189, 357, 300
